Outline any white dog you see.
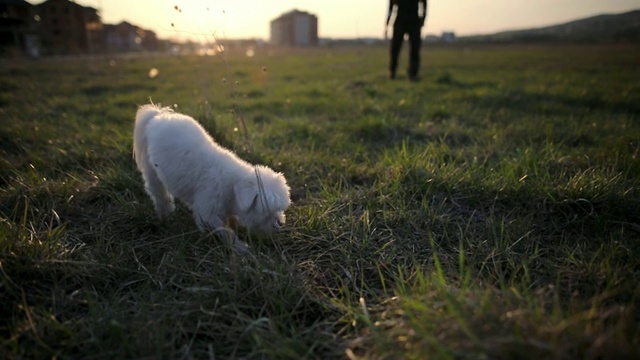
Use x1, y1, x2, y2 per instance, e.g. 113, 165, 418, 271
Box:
133, 104, 291, 253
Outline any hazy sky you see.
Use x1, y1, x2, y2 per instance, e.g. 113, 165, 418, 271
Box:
30, 0, 640, 41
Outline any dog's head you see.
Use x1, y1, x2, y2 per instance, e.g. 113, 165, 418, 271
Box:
233, 165, 291, 234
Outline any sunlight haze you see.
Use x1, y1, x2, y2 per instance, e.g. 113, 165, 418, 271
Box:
29, 0, 640, 41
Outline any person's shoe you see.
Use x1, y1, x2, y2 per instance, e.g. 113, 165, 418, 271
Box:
390, 72, 396, 80
408, 75, 420, 82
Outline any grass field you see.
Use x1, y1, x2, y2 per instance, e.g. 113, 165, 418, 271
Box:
1, 43, 639, 359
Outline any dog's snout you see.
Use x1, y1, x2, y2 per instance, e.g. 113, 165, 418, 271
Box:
275, 219, 284, 228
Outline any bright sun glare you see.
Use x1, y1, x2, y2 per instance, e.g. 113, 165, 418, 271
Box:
152, 1, 273, 43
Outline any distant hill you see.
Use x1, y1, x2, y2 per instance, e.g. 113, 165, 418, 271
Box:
461, 10, 640, 43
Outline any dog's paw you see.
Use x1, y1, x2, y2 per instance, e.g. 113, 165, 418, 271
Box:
231, 238, 250, 256
155, 200, 175, 217
213, 227, 250, 256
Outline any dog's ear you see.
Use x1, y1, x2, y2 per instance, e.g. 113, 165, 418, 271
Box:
233, 181, 258, 211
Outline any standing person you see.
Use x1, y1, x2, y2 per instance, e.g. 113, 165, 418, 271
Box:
386, 0, 427, 81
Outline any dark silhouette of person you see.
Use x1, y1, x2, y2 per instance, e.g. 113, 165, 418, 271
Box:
386, 0, 427, 81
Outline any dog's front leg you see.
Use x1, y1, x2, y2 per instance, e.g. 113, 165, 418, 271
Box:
214, 228, 250, 255
195, 214, 249, 255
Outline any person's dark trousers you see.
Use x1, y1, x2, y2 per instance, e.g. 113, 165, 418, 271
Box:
389, 19, 422, 79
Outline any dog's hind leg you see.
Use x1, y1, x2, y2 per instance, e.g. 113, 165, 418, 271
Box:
143, 166, 175, 218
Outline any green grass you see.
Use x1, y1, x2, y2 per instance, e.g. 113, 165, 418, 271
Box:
1, 43, 639, 359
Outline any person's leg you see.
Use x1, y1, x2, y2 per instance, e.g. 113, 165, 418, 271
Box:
389, 23, 405, 79
407, 22, 422, 80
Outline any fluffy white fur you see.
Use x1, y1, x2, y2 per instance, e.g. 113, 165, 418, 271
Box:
133, 104, 291, 252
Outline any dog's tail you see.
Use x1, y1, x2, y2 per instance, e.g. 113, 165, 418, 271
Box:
133, 104, 170, 172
